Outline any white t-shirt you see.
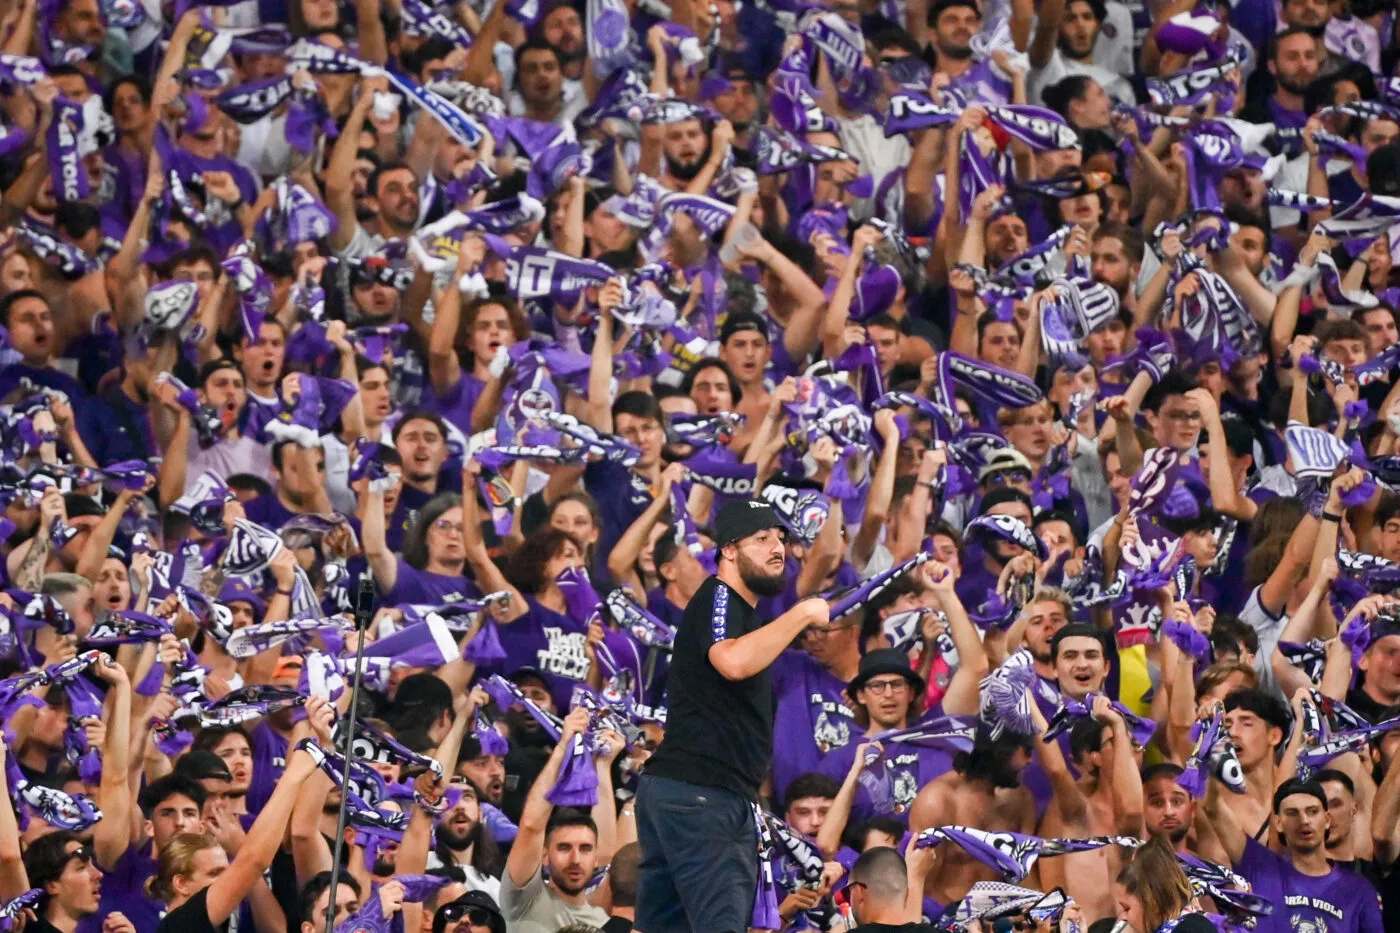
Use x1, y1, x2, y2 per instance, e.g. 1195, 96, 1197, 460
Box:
1239, 585, 1289, 700
836, 113, 912, 223
1028, 49, 1136, 107
1092, 2, 1136, 78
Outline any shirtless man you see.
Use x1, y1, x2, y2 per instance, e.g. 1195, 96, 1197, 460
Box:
907, 728, 1037, 912
1030, 695, 1144, 922
1217, 689, 1288, 844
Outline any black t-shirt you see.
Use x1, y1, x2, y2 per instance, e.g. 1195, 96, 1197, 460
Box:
157, 887, 224, 933
1346, 684, 1400, 725
645, 576, 771, 799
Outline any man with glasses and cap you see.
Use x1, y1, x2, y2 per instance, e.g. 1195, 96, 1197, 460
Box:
433, 890, 505, 933
636, 498, 830, 933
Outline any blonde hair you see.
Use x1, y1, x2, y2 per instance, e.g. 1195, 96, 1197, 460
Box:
145, 832, 218, 902
1195, 662, 1258, 701
1116, 836, 1194, 931
1028, 587, 1074, 618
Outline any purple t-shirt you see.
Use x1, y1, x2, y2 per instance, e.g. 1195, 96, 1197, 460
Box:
77, 841, 161, 933
492, 597, 592, 710
817, 735, 956, 825
246, 722, 288, 813
770, 649, 858, 802
241, 493, 297, 531
432, 373, 487, 437
380, 557, 473, 606
1236, 837, 1383, 933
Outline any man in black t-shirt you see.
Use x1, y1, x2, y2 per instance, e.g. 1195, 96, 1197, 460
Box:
636, 498, 830, 933
844, 846, 933, 933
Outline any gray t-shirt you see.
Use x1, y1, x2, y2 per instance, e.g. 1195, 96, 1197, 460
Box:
499, 865, 609, 933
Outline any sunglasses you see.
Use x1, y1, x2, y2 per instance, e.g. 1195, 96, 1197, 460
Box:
984, 469, 1031, 486
438, 903, 495, 928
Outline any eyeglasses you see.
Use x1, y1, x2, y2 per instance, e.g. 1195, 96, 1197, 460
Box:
861, 678, 910, 695
433, 519, 465, 535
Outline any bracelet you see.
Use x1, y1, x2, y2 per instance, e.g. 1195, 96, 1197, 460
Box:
1322, 512, 1342, 524
276, 587, 294, 596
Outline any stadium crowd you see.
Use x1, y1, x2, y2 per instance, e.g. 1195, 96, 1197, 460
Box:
0, 0, 1399, 931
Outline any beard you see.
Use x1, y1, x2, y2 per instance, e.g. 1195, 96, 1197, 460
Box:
665, 141, 713, 181
737, 551, 786, 596
372, 855, 396, 876
550, 870, 588, 897
937, 39, 973, 61
439, 819, 480, 852
1277, 74, 1311, 95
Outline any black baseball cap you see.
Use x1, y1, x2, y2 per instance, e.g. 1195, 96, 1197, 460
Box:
433, 891, 505, 933
715, 499, 786, 548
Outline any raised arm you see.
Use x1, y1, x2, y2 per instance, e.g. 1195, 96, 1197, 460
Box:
851, 412, 901, 571
91, 660, 133, 870
461, 465, 528, 622
205, 701, 332, 926
926, 562, 988, 717
325, 76, 385, 253
505, 708, 589, 887
1201, 747, 1249, 865
709, 593, 829, 682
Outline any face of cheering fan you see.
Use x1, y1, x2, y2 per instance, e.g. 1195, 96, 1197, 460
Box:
213, 732, 254, 794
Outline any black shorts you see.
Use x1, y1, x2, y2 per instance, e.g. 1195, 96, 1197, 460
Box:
634, 773, 757, 933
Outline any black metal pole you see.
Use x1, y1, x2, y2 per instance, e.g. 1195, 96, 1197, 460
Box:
324, 569, 375, 933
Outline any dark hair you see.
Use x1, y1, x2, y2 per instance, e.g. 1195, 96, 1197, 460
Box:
1042, 75, 1096, 120
1223, 688, 1291, 738
173, 750, 233, 783
719, 310, 769, 346
1224, 205, 1272, 242
298, 871, 364, 925
1268, 25, 1317, 62
190, 725, 251, 758
978, 487, 1034, 516
544, 809, 598, 840
506, 527, 582, 594
927, 0, 979, 26
1142, 371, 1198, 413
163, 245, 221, 278
197, 358, 242, 388
1050, 623, 1105, 662
237, 315, 287, 346
24, 830, 81, 907
1272, 777, 1328, 814
1313, 768, 1355, 796
680, 357, 743, 406
609, 842, 641, 906
226, 473, 273, 499
356, 355, 390, 380
514, 36, 562, 83
1368, 144, 1400, 197
367, 161, 417, 199
103, 74, 152, 116
1093, 222, 1145, 265
849, 846, 909, 901
784, 773, 841, 811
402, 492, 464, 571
55, 202, 102, 242
1140, 762, 1186, 784
1033, 509, 1084, 547
1070, 715, 1110, 764
401, 36, 458, 78
1315, 318, 1369, 349
1210, 613, 1259, 658
272, 438, 326, 472
1377, 494, 1400, 531
0, 288, 47, 328
612, 389, 664, 424
1068, 0, 1107, 21
953, 728, 1032, 785
392, 408, 450, 445
976, 310, 1023, 347
388, 673, 454, 728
